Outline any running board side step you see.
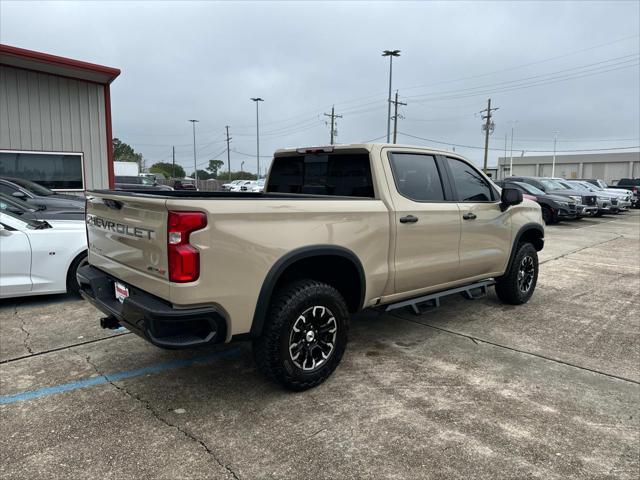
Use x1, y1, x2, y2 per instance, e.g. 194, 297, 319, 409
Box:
385, 279, 495, 315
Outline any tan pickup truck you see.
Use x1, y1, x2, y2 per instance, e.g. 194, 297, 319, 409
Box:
78, 144, 544, 390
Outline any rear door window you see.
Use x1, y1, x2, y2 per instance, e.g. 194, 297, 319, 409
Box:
446, 158, 495, 202
268, 153, 374, 197
388, 153, 445, 201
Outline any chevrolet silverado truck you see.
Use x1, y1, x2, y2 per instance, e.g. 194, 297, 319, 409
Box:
78, 144, 544, 390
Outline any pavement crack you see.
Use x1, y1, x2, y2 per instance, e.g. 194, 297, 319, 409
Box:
76, 351, 241, 480
16, 308, 34, 355
393, 313, 640, 386
540, 235, 623, 265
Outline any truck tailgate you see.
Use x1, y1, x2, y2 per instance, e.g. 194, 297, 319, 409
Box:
86, 192, 170, 299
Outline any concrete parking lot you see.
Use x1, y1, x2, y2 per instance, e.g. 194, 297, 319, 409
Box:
1, 211, 639, 480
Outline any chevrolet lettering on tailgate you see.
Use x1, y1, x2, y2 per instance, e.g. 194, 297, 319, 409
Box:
86, 214, 155, 240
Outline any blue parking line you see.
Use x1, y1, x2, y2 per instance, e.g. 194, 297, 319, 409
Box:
0, 347, 242, 406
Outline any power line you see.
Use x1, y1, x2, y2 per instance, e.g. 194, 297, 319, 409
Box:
406, 54, 639, 101
397, 131, 640, 153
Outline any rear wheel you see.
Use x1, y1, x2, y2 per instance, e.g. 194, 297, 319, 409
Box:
253, 279, 349, 391
66, 252, 88, 297
495, 243, 538, 305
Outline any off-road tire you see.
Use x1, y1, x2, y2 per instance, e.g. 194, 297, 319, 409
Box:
66, 252, 88, 297
495, 243, 538, 305
253, 279, 349, 391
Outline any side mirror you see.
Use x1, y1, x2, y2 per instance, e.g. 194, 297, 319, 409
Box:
12, 191, 27, 199
500, 187, 523, 211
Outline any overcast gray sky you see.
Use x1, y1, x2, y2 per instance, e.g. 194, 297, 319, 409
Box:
1, 0, 639, 174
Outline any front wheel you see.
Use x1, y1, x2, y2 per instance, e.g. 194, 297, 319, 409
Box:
66, 252, 88, 297
253, 279, 349, 391
495, 243, 539, 305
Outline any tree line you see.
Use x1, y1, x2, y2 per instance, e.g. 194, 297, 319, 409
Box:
113, 138, 257, 181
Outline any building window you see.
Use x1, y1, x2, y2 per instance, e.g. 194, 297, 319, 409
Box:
0, 151, 84, 191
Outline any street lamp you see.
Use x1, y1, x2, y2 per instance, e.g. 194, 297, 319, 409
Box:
250, 98, 264, 178
382, 49, 401, 143
188, 119, 199, 186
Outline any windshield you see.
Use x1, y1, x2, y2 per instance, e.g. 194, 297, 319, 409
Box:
5, 177, 53, 196
513, 181, 545, 196
566, 181, 588, 192
0, 210, 50, 229
0, 193, 36, 211
540, 179, 568, 190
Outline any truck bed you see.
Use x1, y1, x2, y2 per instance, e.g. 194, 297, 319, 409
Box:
89, 190, 374, 200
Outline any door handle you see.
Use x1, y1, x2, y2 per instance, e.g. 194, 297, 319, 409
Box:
462, 212, 477, 220
399, 215, 419, 224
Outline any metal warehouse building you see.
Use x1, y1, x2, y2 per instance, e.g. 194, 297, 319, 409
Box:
0, 44, 120, 191
497, 151, 640, 183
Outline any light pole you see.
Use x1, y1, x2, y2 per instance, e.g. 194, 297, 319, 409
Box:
250, 98, 264, 178
551, 131, 559, 177
509, 120, 518, 176
382, 49, 401, 143
188, 119, 199, 186
241, 160, 245, 172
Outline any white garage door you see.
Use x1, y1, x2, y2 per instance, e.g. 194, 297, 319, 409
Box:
539, 163, 579, 178
604, 162, 629, 184
511, 164, 536, 176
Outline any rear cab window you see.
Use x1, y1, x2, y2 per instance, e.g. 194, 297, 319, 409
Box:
388, 153, 445, 201
267, 151, 374, 197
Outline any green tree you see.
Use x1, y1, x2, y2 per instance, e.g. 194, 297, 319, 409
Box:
215, 171, 257, 181
206, 159, 224, 177
189, 169, 212, 180
150, 162, 185, 179
112, 138, 143, 165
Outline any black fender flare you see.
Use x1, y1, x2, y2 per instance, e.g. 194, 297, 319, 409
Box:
503, 223, 545, 276
250, 245, 366, 338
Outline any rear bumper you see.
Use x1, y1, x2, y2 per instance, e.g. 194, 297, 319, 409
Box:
77, 265, 226, 349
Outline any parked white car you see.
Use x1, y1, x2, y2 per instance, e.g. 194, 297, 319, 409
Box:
230, 180, 254, 192
0, 211, 87, 298
222, 180, 244, 191
251, 180, 265, 192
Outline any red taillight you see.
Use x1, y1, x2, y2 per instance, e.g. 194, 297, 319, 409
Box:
167, 211, 207, 282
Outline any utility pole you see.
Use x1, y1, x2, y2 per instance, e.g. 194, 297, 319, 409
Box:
172, 146, 176, 179
382, 49, 401, 143
250, 98, 264, 178
552, 131, 559, 177
480, 98, 499, 173
390, 91, 407, 144
241, 161, 245, 173
188, 119, 199, 185
225, 126, 232, 181
323, 105, 342, 145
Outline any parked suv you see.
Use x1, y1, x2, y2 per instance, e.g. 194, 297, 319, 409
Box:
577, 178, 637, 208
559, 180, 619, 215
508, 176, 597, 217
496, 180, 577, 224
79, 144, 544, 390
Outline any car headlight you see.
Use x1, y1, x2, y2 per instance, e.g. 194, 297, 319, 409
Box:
570, 195, 581, 203
556, 201, 568, 208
